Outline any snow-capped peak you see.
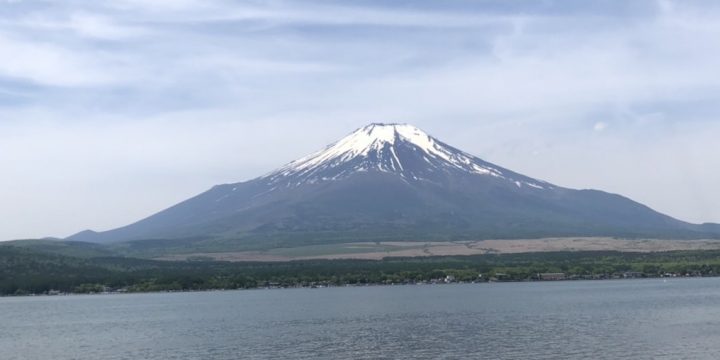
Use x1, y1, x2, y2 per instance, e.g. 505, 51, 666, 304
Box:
263, 123, 551, 190
283, 123, 437, 171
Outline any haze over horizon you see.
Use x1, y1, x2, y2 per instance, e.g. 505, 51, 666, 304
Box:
2, 0, 720, 240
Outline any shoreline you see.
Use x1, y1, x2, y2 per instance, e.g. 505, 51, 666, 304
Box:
3, 272, 713, 299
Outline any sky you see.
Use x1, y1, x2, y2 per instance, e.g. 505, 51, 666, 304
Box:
1, 0, 720, 240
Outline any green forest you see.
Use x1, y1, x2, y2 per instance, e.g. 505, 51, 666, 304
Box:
3, 241, 720, 296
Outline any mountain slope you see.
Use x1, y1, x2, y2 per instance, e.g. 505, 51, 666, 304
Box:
69, 123, 719, 250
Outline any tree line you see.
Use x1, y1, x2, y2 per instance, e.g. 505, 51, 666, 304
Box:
3, 245, 720, 296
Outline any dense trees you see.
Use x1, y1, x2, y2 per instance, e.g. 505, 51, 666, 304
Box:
2, 246, 720, 296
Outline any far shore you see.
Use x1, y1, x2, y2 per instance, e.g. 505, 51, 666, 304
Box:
155, 237, 720, 262
4, 275, 716, 299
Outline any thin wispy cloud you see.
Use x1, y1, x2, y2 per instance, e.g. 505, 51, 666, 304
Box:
1, 0, 719, 240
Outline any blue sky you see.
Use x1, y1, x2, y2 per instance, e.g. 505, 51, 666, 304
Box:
1, 0, 720, 240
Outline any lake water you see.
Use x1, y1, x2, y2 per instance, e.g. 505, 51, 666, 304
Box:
2, 278, 720, 359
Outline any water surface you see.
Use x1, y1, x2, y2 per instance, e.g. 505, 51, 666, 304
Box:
2, 279, 720, 359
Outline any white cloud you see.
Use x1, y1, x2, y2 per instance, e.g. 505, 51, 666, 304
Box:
67, 12, 148, 39
0, 31, 134, 86
593, 122, 608, 132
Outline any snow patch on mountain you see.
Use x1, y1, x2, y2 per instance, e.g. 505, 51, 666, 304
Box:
262, 123, 551, 190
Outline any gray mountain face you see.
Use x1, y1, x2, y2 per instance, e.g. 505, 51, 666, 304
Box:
69, 123, 718, 249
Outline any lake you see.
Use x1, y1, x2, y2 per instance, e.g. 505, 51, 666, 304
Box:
2, 279, 720, 359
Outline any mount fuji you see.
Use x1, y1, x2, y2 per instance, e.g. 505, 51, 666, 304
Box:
69, 123, 719, 250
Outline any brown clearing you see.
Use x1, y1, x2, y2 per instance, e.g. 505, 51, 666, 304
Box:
155, 237, 720, 262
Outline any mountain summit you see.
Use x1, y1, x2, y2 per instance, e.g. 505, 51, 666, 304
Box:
70, 123, 719, 250
264, 123, 550, 190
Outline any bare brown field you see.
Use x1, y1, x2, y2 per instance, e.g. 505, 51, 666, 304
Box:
155, 237, 720, 262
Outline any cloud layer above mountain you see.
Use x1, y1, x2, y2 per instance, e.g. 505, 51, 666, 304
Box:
2, 0, 720, 239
